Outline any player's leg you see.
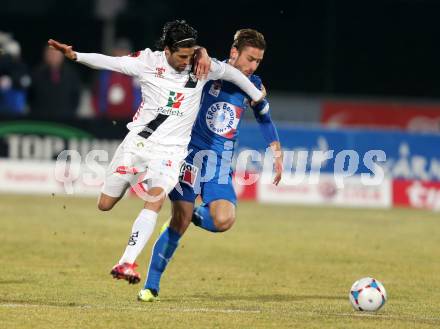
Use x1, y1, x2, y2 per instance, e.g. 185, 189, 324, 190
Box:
169, 200, 196, 235
192, 174, 237, 232
116, 187, 166, 265
97, 137, 133, 211
101, 161, 152, 282
138, 161, 198, 301
138, 200, 194, 301
111, 146, 182, 284
193, 199, 235, 232
210, 199, 235, 231
138, 151, 200, 299
97, 193, 123, 211
111, 186, 167, 285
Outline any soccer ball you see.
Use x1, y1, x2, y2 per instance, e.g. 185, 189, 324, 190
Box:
349, 277, 387, 312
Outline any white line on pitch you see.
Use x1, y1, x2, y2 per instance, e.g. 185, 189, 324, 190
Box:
293, 311, 440, 322
2, 303, 439, 322
0, 303, 261, 314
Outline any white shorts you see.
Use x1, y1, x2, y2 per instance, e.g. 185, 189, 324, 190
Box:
102, 131, 187, 198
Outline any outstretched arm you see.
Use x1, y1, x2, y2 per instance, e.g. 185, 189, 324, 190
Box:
48, 39, 142, 77
207, 59, 264, 103
222, 64, 265, 103
252, 98, 283, 185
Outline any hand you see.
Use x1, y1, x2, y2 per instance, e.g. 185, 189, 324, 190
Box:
48, 39, 77, 61
251, 84, 267, 107
273, 152, 283, 186
270, 142, 282, 186
193, 47, 211, 80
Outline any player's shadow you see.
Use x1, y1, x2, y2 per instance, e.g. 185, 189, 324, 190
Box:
0, 298, 89, 308
185, 293, 345, 302
0, 280, 27, 284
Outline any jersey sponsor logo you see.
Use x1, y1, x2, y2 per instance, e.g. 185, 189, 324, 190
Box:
205, 102, 243, 138
166, 91, 184, 108
156, 91, 185, 117
179, 161, 198, 187
155, 67, 166, 78
208, 81, 222, 97
156, 107, 184, 117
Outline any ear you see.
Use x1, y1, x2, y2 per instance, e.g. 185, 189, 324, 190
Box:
164, 46, 171, 57
230, 47, 239, 61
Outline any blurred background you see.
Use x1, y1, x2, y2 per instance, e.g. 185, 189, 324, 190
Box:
1, 0, 440, 211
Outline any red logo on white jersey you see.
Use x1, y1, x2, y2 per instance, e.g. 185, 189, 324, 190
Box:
167, 91, 184, 109
155, 67, 166, 78
115, 166, 139, 175
163, 159, 173, 167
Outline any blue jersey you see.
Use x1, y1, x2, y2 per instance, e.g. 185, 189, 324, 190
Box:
189, 74, 263, 155
169, 73, 278, 205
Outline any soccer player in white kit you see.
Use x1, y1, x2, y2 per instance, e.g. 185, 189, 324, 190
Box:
48, 20, 264, 285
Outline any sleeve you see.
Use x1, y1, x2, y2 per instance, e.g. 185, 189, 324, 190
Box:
207, 59, 263, 102
249, 74, 263, 90
75, 49, 149, 77
252, 98, 280, 145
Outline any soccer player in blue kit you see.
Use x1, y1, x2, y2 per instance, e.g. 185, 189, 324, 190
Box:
138, 29, 283, 301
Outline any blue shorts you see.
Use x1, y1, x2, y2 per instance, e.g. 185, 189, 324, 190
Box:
169, 144, 237, 205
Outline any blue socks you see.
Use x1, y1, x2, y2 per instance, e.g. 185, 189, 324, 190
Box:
145, 227, 181, 294
192, 204, 219, 233
145, 204, 219, 294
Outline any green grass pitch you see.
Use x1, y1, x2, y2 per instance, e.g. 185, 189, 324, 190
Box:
1, 194, 439, 328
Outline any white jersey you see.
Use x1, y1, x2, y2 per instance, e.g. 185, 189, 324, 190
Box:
76, 49, 263, 148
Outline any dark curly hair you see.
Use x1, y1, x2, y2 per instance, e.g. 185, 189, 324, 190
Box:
156, 20, 198, 52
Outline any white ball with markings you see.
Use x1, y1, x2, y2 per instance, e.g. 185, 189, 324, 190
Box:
349, 277, 387, 312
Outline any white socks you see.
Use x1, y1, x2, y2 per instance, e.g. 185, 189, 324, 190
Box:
118, 209, 158, 264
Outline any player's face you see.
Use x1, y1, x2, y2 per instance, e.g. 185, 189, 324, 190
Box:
229, 46, 264, 77
165, 47, 196, 72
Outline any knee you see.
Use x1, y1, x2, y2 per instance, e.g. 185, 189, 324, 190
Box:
97, 199, 113, 211
213, 214, 235, 232
143, 188, 166, 213
143, 199, 164, 213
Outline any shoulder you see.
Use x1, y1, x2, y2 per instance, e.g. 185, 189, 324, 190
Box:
128, 48, 153, 56
128, 48, 159, 64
